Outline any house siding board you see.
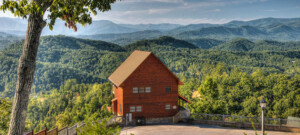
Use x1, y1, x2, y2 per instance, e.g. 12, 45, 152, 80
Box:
122, 54, 179, 119
113, 86, 124, 116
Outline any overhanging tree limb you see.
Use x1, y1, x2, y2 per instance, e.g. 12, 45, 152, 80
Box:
0, 0, 117, 134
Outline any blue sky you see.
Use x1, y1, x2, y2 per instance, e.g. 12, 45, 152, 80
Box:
1, 0, 300, 24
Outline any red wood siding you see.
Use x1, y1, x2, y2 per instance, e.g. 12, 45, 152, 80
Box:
113, 85, 124, 116
120, 54, 179, 119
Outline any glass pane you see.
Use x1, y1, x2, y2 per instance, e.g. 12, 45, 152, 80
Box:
130, 106, 135, 112
139, 87, 145, 93
133, 87, 138, 93
136, 106, 142, 112
145, 87, 151, 93
166, 104, 171, 110
165, 87, 171, 92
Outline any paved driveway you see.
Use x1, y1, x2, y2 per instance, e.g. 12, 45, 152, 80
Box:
120, 124, 299, 135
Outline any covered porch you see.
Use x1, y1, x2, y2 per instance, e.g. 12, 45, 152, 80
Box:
178, 94, 191, 110
112, 98, 118, 115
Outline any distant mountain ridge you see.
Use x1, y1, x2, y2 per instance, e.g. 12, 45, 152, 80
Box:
2, 17, 300, 51
0, 17, 182, 36
125, 36, 198, 51
213, 38, 300, 52
1, 17, 300, 39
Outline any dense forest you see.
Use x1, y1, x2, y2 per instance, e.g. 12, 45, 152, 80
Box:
0, 35, 299, 133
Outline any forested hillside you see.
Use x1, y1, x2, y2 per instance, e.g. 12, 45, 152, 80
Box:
0, 32, 21, 50
1, 35, 299, 98
213, 38, 300, 51
0, 35, 299, 133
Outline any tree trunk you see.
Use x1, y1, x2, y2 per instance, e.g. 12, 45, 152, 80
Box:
8, 14, 46, 135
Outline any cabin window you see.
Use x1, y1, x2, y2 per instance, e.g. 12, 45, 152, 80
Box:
145, 87, 151, 93
165, 86, 171, 92
136, 106, 142, 112
130, 106, 135, 112
139, 87, 145, 93
119, 104, 122, 113
133, 87, 138, 93
166, 104, 171, 110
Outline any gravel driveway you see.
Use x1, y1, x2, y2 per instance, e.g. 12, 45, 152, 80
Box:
120, 124, 299, 135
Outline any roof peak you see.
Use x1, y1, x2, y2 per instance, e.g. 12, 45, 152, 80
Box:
109, 50, 182, 87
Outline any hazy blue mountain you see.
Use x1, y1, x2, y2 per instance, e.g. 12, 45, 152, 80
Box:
0, 17, 27, 35
80, 30, 164, 46
0, 18, 139, 35
0, 17, 179, 36
225, 17, 300, 28
0, 32, 21, 50
2, 17, 300, 42
167, 23, 218, 34
120, 23, 181, 31
174, 26, 266, 40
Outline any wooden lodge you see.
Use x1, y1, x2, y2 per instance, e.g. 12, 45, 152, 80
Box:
108, 50, 191, 124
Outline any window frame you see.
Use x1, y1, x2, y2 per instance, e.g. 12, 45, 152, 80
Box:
138, 87, 145, 93
165, 86, 171, 93
166, 104, 171, 110
133, 87, 138, 93
130, 106, 136, 112
145, 87, 151, 93
136, 106, 142, 112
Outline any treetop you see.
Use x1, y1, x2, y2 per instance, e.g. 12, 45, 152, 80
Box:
0, 0, 117, 31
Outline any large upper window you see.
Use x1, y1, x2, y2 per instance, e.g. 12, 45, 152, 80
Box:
165, 86, 171, 92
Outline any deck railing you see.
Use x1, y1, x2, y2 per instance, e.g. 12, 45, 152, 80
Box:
190, 113, 300, 132
23, 116, 123, 135
190, 113, 300, 127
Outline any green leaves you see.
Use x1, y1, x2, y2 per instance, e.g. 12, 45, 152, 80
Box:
190, 65, 300, 118
0, 98, 11, 135
76, 118, 120, 135
1, 0, 117, 31
48, 0, 116, 31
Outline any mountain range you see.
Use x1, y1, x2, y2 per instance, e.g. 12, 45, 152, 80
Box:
1, 17, 300, 41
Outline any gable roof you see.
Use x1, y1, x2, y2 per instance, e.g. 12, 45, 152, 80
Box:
108, 50, 182, 87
